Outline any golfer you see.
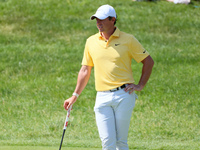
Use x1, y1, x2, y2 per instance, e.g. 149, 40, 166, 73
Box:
64, 4, 154, 150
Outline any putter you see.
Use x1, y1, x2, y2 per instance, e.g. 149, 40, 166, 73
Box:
59, 105, 72, 150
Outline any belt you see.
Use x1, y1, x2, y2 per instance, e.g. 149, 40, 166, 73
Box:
109, 84, 126, 92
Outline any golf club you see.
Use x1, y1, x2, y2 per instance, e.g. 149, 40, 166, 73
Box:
59, 105, 72, 150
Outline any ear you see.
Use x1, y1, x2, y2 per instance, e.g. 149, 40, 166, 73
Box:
112, 17, 116, 22
111, 17, 116, 24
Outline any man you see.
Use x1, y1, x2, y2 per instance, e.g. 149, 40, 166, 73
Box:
64, 4, 154, 150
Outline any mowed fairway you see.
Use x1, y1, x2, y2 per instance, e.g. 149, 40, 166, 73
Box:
0, 0, 200, 149
0, 146, 102, 150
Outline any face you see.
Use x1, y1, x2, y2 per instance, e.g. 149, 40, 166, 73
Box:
96, 17, 115, 33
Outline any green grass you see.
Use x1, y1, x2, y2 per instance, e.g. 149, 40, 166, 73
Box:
0, 0, 200, 149
0, 146, 102, 150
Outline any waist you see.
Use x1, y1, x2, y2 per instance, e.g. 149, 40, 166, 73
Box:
106, 84, 127, 92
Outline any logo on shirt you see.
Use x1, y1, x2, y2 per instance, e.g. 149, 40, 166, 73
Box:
115, 44, 120, 46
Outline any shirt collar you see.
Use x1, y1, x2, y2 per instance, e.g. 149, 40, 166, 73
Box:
112, 27, 120, 37
98, 27, 120, 40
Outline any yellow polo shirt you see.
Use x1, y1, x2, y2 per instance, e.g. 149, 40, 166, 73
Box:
82, 28, 149, 91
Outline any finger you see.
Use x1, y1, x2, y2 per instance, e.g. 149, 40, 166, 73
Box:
66, 103, 72, 110
124, 85, 132, 92
63, 102, 69, 110
129, 88, 135, 94
64, 105, 68, 110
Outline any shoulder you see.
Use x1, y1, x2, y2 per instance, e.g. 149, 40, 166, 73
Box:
118, 30, 139, 45
118, 30, 136, 40
86, 33, 99, 42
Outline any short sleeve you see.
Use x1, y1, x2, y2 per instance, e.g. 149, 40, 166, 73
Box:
129, 36, 149, 63
81, 40, 94, 66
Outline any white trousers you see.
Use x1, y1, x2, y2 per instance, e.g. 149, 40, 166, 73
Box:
94, 89, 137, 150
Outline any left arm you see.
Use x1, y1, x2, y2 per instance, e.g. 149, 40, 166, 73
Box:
124, 55, 154, 93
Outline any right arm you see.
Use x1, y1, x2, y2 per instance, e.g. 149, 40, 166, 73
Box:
63, 65, 92, 110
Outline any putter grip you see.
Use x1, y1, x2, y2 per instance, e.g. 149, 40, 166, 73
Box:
63, 105, 72, 129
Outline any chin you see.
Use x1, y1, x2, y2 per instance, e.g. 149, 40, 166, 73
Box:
98, 29, 104, 32
97, 27, 103, 31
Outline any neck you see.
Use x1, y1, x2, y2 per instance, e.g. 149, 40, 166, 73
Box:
101, 27, 116, 40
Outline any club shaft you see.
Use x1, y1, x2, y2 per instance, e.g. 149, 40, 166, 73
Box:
59, 129, 66, 150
